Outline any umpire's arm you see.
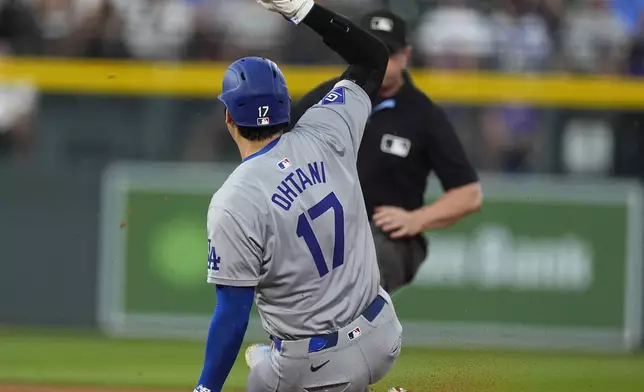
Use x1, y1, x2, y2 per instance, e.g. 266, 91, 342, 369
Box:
416, 105, 483, 231
373, 104, 483, 239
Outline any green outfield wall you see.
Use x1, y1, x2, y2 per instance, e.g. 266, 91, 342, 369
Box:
98, 162, 644, 351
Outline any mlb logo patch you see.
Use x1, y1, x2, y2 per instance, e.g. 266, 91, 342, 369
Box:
257, 117, 270, 126
347, 326, 362, 341
371, 17, 394, 32
322, 87, 345, 105
277, 157, 292, 170
380, 134, 411, 158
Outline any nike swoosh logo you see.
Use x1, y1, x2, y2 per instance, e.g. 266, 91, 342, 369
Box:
310, 360, 330, 372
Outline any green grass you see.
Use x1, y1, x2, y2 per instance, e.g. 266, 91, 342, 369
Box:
1, 329, 644, 392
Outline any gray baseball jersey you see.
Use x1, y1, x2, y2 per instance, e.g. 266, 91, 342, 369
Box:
206, 79, 381, 340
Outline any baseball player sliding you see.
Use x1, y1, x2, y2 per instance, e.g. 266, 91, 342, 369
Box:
193, 0, 402, 391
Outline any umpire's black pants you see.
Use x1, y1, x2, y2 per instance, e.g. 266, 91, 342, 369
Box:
370, 222, 427, 293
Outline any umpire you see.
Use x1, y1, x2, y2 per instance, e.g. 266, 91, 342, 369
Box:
289, 9, 483, 293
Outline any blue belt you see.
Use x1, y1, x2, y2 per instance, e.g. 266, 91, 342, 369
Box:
271, 295, 387, 353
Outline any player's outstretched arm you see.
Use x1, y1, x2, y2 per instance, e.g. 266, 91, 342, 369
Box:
194, 285, 254, 392
302, 4, 389, 100
257, 0, 389, 101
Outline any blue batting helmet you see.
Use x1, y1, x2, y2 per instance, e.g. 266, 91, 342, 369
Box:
218, 57, 291, 128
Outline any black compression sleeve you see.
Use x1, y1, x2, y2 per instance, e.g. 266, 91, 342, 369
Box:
301, 4, 389, 99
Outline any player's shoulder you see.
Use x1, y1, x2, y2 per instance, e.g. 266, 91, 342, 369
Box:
308, 78, 370, 108
294, 79, 371, 129
209, 165, 265, 218
300, 79, 371, 127
330, 79, 370, 104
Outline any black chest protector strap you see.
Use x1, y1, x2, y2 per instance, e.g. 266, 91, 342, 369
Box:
301, 4, 389, 101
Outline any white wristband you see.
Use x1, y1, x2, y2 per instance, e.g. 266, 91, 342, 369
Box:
290, 0, 314, 25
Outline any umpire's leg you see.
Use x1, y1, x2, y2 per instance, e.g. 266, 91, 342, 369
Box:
370, 222, 427, 293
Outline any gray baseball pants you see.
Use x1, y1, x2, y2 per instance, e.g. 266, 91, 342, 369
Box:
246, 289, 403, 392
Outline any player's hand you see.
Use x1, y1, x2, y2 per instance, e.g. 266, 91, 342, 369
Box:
255, 0, 315, 24
373, 207, 423, 239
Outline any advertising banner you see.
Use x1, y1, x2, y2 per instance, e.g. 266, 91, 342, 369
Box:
98, 163, 643, 350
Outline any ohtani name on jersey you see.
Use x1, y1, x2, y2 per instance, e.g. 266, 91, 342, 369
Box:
271, 161, 327, 211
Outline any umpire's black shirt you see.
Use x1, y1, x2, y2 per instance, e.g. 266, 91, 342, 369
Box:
290, 72, 478, 232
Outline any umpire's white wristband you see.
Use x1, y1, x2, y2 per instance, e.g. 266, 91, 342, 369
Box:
289, 0, 314, 25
